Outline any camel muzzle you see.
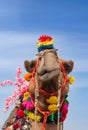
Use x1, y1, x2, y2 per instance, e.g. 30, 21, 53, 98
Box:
38, 68, 60, 81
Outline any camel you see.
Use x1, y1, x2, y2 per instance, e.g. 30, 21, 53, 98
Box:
2, 35, 74, 130
23, 49, 74, 130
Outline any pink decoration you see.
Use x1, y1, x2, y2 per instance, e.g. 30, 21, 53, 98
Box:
13, 122, 21, 129
60, 102, 69, 122
20, 104, 25, 110
61, 102, 68, 115
0, 67, 29, 112
23, 100, 34, 110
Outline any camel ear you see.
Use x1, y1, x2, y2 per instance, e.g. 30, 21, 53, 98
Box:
62, 60, 74, 74
24, 60, 36, 73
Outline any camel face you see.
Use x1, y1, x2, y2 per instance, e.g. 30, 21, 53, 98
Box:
37, 49, 60, 82
24, 49, 74, 98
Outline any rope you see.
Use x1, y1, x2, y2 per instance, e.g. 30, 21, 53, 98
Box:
33, 61, 39, 130
34, 73, 38, 130
62, 123, 63, 130
59, 122, 63, 130
30, 93, 52, 130
57, 88, 61, 130
30, 59, 68, 130
32, 76, 58, 96
59, 61, 68, 90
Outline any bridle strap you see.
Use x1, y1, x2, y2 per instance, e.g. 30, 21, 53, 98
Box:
30, 92, 52, 130
31, 59, 68, 96
30, 59, 68, 130
59, 61, 68, 90
32, 76, 58, 96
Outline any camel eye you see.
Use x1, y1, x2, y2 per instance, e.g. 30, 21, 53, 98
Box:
38, 56, 42, 61
38, 53, 45, 60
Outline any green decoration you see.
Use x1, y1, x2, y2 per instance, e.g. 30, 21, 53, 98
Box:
50, 113, 54, 122
25, 110, 29, 116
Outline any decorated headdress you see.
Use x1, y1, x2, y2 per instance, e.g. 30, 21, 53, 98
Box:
37, 35, 54, 52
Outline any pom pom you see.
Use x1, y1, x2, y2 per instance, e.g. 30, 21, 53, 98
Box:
60, 102, 69, 122
50, 113, 55, 121
60, 115, 66, 122
23, 100, 34, 110
23, 92, 30, 101
28, 112, 41, 121
38, 35, 52, 42
19, 104, 25, 110
24, 73, 32, 81
16, 109, 25, 118
68, 76, 75, 84
36, 115, 42, 121
13, 122, 21, 129
46, 96, 58, 104
25, 109, 29, 116
48, 104, 58, 112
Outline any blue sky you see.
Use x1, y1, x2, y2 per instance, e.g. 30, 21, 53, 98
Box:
0, 0, 88, 129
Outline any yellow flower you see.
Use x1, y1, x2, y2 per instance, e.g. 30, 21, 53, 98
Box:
28, 112, 35, 120
28, 112, 41, 121
23, 92, 30, 101
68, 76, 75, 84
36, 115, 41, 121
48, 104, 58, 112
46, 96, 58, 104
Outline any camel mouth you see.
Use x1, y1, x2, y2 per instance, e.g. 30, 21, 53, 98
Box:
39, 69, 60, 81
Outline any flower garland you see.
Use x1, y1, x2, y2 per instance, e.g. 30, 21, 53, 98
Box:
45, 74, 75, 112
16, 91, 42, 121
0, 67, 29, 112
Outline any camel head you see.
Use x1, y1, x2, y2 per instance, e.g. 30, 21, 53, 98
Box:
24, 49, 74, 87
